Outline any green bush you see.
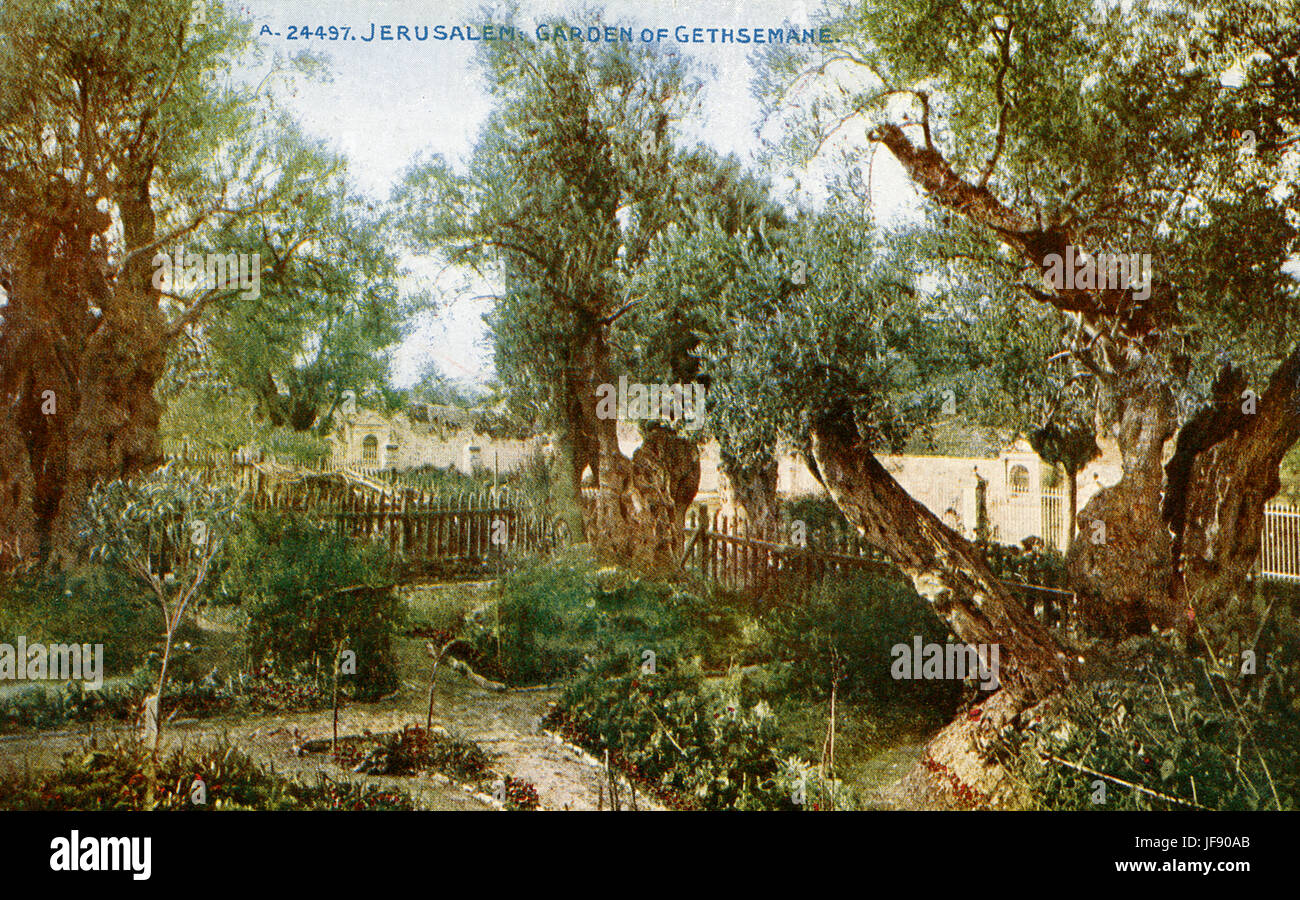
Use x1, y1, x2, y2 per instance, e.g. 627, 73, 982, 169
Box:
394, 464, 499, 495
550, 655, 853, 810
765, 571, 963, 716
779, 495, 850, 531
0, 681, 140, 732
0, 565, 180, 677
461, 552, 733, 686
220, 512, 406, 700
344, 725, 492, 781
1007, 637, 1300, 810
978, 541, 1068, 589
0, 666, 327, 734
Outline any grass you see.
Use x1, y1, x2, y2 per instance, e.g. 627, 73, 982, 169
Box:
769, 697, 936, 808
403, 580, 498, 637
454, 548, 771, 686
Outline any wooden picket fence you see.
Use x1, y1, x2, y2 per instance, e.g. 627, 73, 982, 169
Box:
251, 484, 569, 574
682, 507, 893, 588
681, 507, 1076, 630
158, 449, 567, 573
166, 448, 532, 506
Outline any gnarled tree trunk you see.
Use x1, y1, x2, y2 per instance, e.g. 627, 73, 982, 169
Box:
565, 333, 701, 573
719, 450, 779, 528
1169, 354, 1300, 621
1066, 365, 1179, 636
591, 418, 700, 573
0, 173, 165, 566
869, 120, 1300, 642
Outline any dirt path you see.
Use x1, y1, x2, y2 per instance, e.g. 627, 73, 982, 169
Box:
0, 639, 614, 810
0, 581, 617, 811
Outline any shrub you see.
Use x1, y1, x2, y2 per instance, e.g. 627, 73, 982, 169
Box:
0, 564, 179, 677
977, 541, 1068, 589
0, 681, 140, 732
394, 464, 499, 495
1006, 637, 1300, 810
461, 552, 725, 685
779, 495, 849, 531
502, 775, 540, 811
764, 571, 962, 716
0, 668, 327, 734
550, 655, 832, 810
345, 725, 492, 781
221, 512, 406, 700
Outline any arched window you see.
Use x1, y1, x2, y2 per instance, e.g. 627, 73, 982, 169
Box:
1008, 464, 1031, 495
361, 434, 379, 465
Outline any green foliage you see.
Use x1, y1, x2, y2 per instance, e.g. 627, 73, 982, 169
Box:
1277, 441, 1300, 505
0, 565, 166, 676
979, 541, 1070, 589
81, 464, 242, 594
220, 512, 406, 700
1008, 638, 1300, 810
460, 552, 756, 686
394, 17, 705, 439
341, 725, 492, 781
0, 737, 413, 811
551, 657, 853, 811
409, 361, 486, 408
552, 659, 778, 810
779, 495, 849, 531
160, 386, 333, 464
0, 663, 327, 734
0, 682, 140, 733
1029, 420, 1101, 477
203, 148, 428, 434
765, 572, 963, 715
473, 558, 954, 809
757, 0, 1300, 408
392, 464, 500, 495
639, 198, 1066, 464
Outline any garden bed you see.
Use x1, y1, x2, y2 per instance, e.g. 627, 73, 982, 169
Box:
299, 724, 540, 810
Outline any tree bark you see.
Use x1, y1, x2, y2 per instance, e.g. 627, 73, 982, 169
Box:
591, 419, 700, 573
1065, 469, 1077, 551
1, 173, 165, 565
1066, 364, 1179, 636
565, 331, 702, 573
1167, 353, 1300, 621
719, 450, 779, 528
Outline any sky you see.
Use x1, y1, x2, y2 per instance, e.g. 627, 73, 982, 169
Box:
238, 0, 916, 387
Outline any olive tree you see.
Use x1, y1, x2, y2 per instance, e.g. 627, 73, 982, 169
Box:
83, 464, 240, 758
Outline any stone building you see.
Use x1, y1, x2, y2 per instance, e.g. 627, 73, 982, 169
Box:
330, 404, 544, 475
